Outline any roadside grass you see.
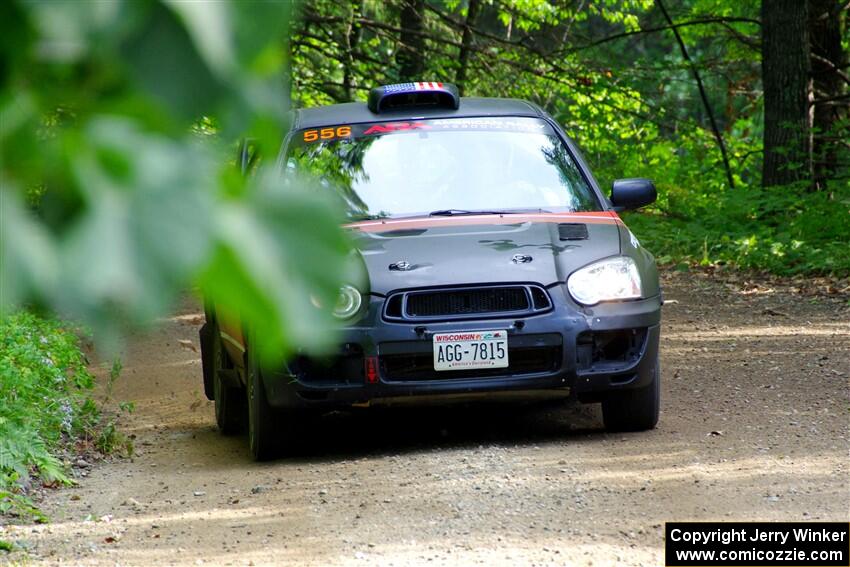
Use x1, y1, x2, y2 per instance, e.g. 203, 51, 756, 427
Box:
623, 184, 850, 278
0, 312, 132, 529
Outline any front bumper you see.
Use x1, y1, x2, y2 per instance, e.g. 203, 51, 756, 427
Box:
263, 285, 661, 409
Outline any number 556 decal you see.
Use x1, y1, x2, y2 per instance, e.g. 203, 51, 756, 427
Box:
303, 126, 352, 142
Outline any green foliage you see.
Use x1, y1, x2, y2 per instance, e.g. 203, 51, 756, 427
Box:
0, 312, 94, 519
625, 180, 850, 275
94, 359, 134, 457
292, 0, 846, 276
94, 421, 132, 457
1, 0, 355, 362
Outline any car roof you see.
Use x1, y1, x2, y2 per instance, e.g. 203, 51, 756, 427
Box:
292, 97, 547, 130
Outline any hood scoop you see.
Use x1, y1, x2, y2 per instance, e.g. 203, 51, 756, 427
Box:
558, 223, 589, 240
376, 228, 429, 238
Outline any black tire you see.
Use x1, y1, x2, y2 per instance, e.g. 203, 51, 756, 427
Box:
199, 322, 215, 401
211, 322, 246, 435
602, 354, 660, 432
246, 347, 284, 461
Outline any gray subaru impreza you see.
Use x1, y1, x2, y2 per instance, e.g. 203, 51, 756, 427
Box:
200, 82, 662, 460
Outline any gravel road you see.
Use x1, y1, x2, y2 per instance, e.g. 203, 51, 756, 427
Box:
3, 270, 849, 566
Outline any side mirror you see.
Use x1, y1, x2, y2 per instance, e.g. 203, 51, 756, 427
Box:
610, 178, 657, 211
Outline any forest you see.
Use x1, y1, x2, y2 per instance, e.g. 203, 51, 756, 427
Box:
289, 0, 848, 275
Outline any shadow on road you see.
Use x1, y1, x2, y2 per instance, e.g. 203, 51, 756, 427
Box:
287, 401, 604, 461
153, 399, 612, 467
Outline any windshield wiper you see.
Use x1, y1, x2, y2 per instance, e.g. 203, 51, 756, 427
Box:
428, 208, 551, 216
429, 209, 515, 216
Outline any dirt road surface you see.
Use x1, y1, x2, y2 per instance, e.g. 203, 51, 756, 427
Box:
3, 270, 849, 566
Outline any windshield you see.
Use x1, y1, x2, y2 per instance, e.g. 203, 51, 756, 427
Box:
286, 117, 600, 220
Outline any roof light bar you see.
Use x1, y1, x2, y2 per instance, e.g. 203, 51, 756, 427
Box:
368, 82, 460, 113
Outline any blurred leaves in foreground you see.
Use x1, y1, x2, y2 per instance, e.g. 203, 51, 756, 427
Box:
1, 0, 354, 359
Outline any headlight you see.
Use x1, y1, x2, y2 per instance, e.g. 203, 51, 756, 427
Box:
332, 285, 362, 319
567, 256, 642, 306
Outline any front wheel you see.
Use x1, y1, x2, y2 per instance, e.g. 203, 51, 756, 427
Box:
601, 354, 660, 432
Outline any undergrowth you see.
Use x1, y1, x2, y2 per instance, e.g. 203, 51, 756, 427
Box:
623, 182, 850, 277
0, 312, 131, 528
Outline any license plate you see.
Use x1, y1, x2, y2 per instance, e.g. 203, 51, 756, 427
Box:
432, 330, 509, 371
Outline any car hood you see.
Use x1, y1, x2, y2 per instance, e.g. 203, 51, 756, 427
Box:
348, 212, 623, 295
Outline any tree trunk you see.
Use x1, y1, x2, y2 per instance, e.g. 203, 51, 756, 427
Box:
762, 0, 812, 187
397, 0, 426, 80
343, 0, 363, 101
455, 0, 481, 95
809, 0, 848, 189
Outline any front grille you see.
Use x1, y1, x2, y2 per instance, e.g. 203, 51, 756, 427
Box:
384, 285, 552, 322
530, 286, 551, 310
380, 333, 563, 382
407, 287, 528, 317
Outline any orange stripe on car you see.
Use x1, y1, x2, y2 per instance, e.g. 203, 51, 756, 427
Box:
345, 211, 623, 233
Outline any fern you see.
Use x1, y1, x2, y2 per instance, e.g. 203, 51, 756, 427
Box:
0, 312, 98, 520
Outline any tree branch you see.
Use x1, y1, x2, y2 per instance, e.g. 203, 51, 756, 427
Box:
810, 53, 850, 85
656, 0, 736, 189
424, 3, 532, 49
299, 7, 695, 131
811, 93, 850, 105
717, 21, 761, 50
564, 16, 761, 54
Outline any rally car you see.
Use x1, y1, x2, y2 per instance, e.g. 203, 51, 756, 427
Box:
199, 82, 662, 460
